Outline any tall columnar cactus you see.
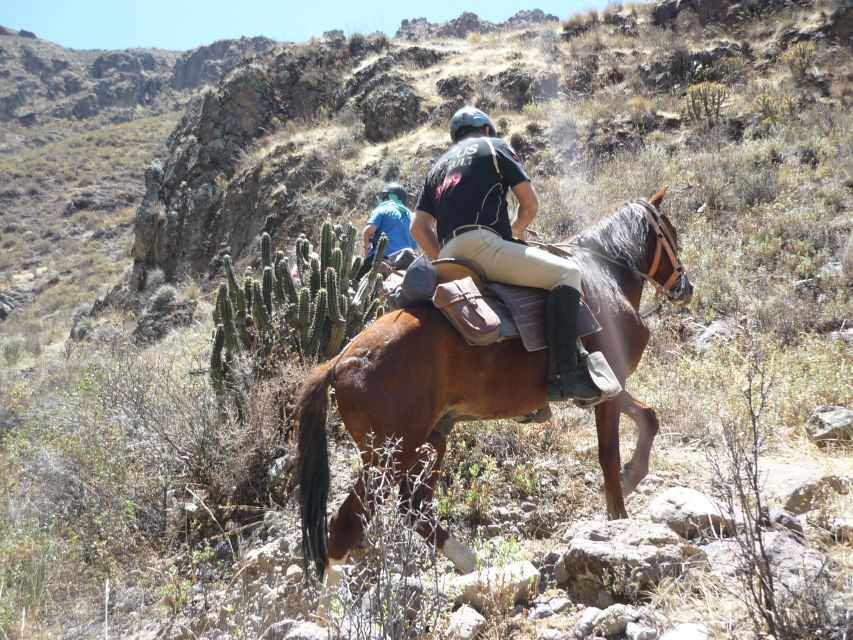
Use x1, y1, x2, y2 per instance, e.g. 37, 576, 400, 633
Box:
209, 221, 388, 393
261, 233, 273, 269
262, 266, 273, 315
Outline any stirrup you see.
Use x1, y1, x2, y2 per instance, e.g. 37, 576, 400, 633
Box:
514, 404, 553, 424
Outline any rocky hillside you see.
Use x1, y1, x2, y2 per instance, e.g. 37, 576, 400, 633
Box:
0, 26, 275, 129
0, 1, 851, 639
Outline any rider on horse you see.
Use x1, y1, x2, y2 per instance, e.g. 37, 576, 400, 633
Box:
410, 106, 602, 403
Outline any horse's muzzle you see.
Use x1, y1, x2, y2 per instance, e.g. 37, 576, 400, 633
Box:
671, 274, 693, 306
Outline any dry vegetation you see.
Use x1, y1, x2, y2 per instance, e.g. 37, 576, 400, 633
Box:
1, 1, 851, 638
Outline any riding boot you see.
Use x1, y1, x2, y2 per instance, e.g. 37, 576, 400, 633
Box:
546, 285, 601, 403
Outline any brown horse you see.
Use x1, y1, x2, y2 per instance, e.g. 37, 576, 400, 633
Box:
294, 188, 693, 587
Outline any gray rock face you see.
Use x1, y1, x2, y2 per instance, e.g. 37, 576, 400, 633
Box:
358, 72, 424, 142
171, 36, 276, 90
648, 487, 732, 538
555, 519, 705, 606
805, 405, 853, 446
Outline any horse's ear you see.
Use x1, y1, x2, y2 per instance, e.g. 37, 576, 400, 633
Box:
649, 186, 668, 207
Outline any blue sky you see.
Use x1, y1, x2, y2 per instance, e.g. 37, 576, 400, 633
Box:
1, 0, 612, 51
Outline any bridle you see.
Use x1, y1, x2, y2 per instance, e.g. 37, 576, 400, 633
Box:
639, 201, 687, 299
534, 200, 689, 303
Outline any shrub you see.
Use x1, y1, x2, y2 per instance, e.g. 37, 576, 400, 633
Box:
781, 42, 817, 83
684, 81, 729, 124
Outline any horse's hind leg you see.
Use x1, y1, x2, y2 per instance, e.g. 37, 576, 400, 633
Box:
618, 391, 659, 496
323, 473, 378, 592
398, 424, 477, 574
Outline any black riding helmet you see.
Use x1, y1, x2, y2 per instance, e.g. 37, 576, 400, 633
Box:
449, 106, 496, 142
381, 182, 408, 205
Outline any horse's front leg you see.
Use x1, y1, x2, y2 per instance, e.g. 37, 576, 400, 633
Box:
618, 391, 660, 496
595, 399, 628, 519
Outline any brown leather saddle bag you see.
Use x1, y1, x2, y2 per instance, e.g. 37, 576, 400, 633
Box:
432, 276, 501, 346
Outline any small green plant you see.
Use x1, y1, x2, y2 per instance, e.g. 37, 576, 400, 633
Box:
781, 41, 817, 83
159, 567, 192, 613
684, 81, 729, 124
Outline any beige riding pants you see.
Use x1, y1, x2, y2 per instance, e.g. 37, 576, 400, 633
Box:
439, 228, 582, 292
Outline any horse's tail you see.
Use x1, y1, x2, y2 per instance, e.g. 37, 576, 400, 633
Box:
294, 360, 335, 577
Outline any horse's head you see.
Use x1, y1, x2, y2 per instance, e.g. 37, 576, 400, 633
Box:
643, 187, 693, 306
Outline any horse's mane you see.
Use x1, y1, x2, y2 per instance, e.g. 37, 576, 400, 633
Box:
568, 201, 651, 308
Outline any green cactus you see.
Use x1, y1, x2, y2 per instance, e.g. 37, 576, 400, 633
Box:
348, 256, 363, 284
262, 266, 273, 315
340, 225, 357, 284
209, 219, 389, 393
309, 257, 321, 297
216, 283, 240, 353
320, 221, 333, 284
297, 287, 311, 347
223, 255, 246, 319
369, 234, 388, 280
244, 273, 254, 317
277, 256, 299, 304
252, 281, 274, 336
296, 236, 310, 279
304, 289, 328, 358
325, 268, 343, 322
210, 325, 226, 390
261, 232, 273, 268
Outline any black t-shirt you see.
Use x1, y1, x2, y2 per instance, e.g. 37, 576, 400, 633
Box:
415, 137, 530, 242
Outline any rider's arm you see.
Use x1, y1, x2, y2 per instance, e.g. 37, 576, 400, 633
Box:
411, 210, 440, 260
510, 180, 539, 241
362, 223, 378, 255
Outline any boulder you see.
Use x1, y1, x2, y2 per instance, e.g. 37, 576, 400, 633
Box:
591, 604, 642, 636
573, 606, 602, 639
702, 530, 827, 591
259, 619, 326, 640
486, 67, 534, 110
555, 519, 705, 606
660, 623, 710, 639
805, 405, 853, 446
436, 75, 473, 99
451, 560, 540, 611
648, 487, 732, 538
360, 575, 428, 625
358, 73, 424, 142
502, 9, 560, 28
626, 620, 660, 640
446, 605, 486, 639
132, 286, 197, 343
825, 1, 853, 45
783, 474, 851, 514
436, 12, 496, 39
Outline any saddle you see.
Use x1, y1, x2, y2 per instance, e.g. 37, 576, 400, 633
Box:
391, 257, 601, 351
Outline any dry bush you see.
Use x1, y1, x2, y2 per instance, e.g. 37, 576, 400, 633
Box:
780, 41, 817, 84
325, 438, 448, 638
0, 337, 302, 637
706, 337, 851, 639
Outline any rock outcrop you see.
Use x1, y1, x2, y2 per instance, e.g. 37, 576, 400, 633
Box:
171, 36, 276, 90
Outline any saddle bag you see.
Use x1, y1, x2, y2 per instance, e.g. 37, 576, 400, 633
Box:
432, 277, 500, 346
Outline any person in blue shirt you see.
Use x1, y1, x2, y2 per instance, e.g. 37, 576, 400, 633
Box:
357, 183, 418, 280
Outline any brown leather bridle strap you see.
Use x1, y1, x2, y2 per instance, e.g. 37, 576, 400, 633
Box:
640, 202, 685, 297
